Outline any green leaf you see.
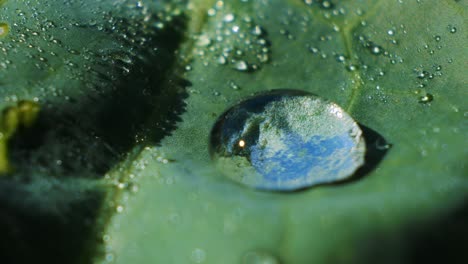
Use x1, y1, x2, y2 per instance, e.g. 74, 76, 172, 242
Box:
0, 0, 467, 263
0, 0, 186, 263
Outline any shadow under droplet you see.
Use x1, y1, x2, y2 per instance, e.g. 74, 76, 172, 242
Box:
351, 124, 391, 180
327, 124, 391, 186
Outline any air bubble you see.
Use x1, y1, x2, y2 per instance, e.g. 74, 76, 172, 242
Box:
210, 90, 366, 191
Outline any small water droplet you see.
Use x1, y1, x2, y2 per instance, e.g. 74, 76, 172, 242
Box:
105, 253, 114, 262
448, 26, 457, 33
234, 60, 249, 71
346, 64, 358, 71
434, 35, 441, 42
228, 80, 240, 90
415, 69, 430, 79
251, 25, 263, 36
418, 93, 433, 104
308, 46, 319, 54
207, 8, 216, 16
223, 14, 235, 23
335, 54, 346, 63
210, 90, 366, 191
197, 34, 211, 47
321, 1, 333, 9
116, 205, 124, 213
370, 44, 383, 55
217, 55, 226, 64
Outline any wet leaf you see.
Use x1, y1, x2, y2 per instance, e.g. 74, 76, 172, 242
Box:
0, 0, 466, 263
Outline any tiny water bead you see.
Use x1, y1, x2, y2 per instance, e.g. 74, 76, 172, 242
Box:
209, 90, 366, 191
418, 93, 433, 104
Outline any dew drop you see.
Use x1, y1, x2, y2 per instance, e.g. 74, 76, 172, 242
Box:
234, 60, 249, 71
210, 90, 366, 191
228, 80, 240, 90
217, 55, 227, 64
116, 205, 124, 213
449, 26, 457, 33
335, 54, 346, 63
223, 13, 235, 23
418, 93, 433, 104
370, 44, 383, 55
105, 253, 114, 262
346, 64, 358, 71
321, 0, 333, 9
251, 25, 263, 36
197, 34, 212, 47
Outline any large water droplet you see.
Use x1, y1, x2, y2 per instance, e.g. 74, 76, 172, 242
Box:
209, 90, 366, 191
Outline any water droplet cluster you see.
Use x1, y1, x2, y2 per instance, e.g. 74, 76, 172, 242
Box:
0, 0, 184, 103
192, 3, 271, 72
